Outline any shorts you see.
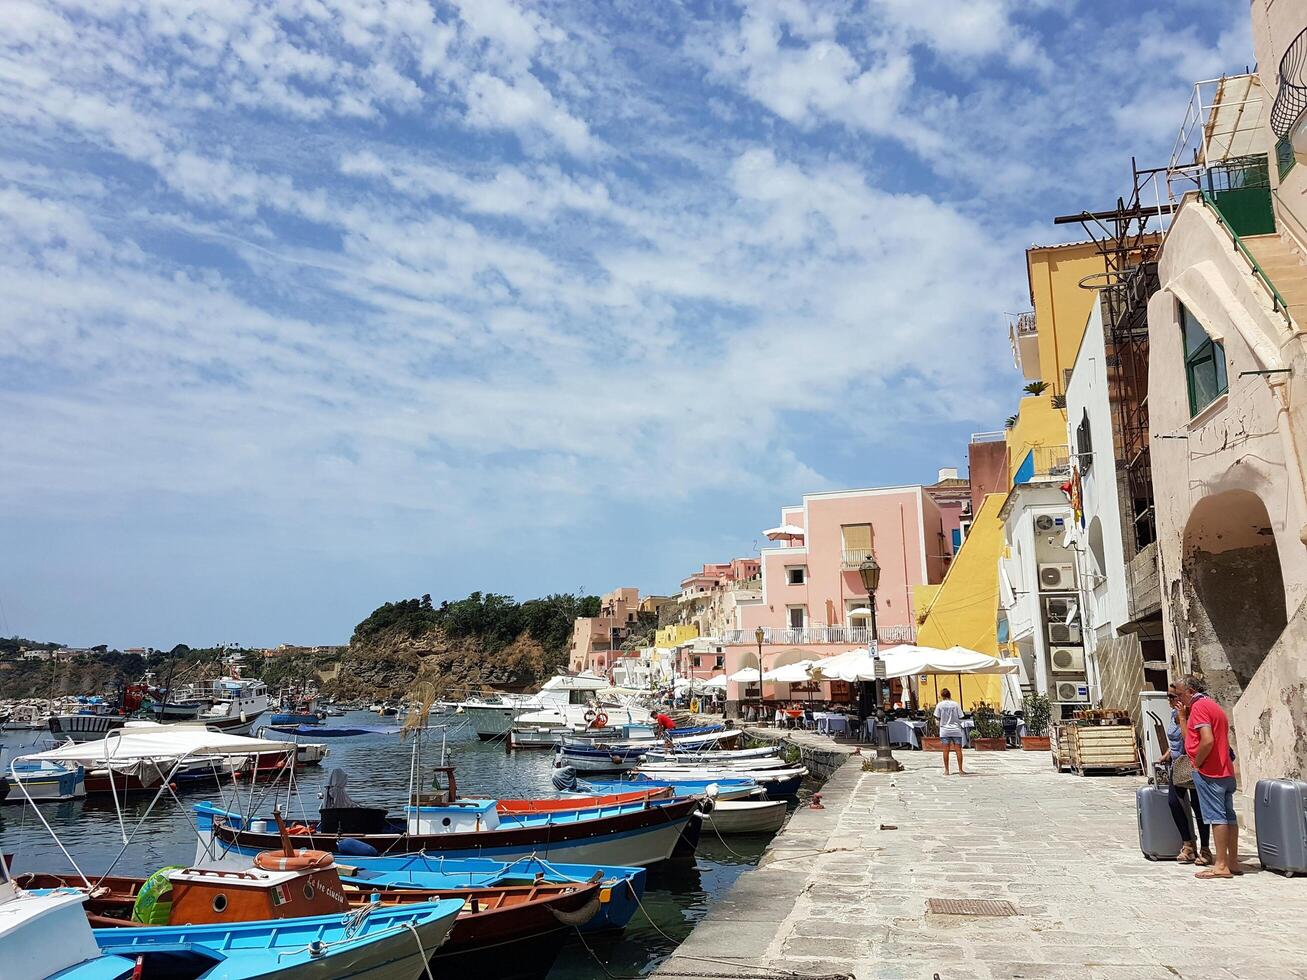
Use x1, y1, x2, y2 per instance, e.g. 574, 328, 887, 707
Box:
940, 735, 964, 747
1192, 768, 1238, 825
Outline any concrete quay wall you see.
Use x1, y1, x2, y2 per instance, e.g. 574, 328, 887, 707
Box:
741, 726, 855, 781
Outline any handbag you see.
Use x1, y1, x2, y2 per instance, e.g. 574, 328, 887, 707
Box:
1171, 753, 1195, 789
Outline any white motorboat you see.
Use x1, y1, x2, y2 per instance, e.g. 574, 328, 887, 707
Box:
194, 676, 269, 735
465, 672, 644, 741
704, 798, 788, 835
642, 746, 782, 764
2, 704, 50, 731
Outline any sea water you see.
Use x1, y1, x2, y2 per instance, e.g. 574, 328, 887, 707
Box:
0, 712, 785, 978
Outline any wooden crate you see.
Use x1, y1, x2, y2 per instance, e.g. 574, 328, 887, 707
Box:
1050, 722, 1073, 772
1068, 723, 1140, 775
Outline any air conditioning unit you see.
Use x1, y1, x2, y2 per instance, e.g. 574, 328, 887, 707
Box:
1035, 514, 1057, 532
1049, 646, 1086, 673
1048, 622, 1083, 645
1053, 679, 1090, 703
1039, 563, 1076, 591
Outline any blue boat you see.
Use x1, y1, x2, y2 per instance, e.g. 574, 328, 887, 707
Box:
335, 853, 646, 933
269, 712, 322, 726
267, 724, 389, 738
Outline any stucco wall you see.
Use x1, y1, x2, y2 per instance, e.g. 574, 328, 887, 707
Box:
1027, 242, 1112, 395
1006, 396, 1068, 483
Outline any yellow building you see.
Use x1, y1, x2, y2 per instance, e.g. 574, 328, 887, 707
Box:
913, 493, 1008, 709
654, 624, 698, 648
1013, 241, 1112, 396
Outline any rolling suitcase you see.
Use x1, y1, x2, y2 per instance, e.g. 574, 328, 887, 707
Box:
1254, 778, 1307, 877
1137, 784, 1184, 860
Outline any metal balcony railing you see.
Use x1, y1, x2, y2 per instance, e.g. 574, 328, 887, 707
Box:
970, 430, 1007, 444
1013, 444, 1071, 484
720, 625, 916, 646
840, 549, 875, 569
1272, 27, 1307, 140
1014, 311, 1036, 336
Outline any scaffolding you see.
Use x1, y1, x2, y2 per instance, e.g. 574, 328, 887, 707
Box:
1053, 159, 1169, 555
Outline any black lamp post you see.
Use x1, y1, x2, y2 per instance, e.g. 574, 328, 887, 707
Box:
858, 556, 901, 772
754, 626, 765, 724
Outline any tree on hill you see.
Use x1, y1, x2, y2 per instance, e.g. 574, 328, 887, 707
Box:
351, 591, 600, 654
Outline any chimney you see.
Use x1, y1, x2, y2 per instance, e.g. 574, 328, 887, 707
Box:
937, 466, 959, 482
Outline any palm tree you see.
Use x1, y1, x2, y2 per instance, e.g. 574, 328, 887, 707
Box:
1023, 381, 1049, 396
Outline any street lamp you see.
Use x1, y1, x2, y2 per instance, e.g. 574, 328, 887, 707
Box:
754, 626, 765, 724
858, 556, 901, 773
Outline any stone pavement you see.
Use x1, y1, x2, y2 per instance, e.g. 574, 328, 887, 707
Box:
655, 747, 1307, 980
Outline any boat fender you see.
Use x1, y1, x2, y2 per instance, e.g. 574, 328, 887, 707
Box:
254, 849, 335, 871
583, 709, 596, 723
131, 866, 185, 925
549, 894, 603, 928
699, 797, 715, 815
337, 837, 380, 857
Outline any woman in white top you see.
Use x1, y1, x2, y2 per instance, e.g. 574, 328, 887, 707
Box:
933, 689, 966, 775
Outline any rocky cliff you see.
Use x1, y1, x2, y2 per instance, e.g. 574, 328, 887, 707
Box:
321, 625, 567, 702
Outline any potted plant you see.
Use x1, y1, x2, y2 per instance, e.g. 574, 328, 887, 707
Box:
970, 703, 1006, 750
1020, 692, 1052, 751
921, 712, 942, 752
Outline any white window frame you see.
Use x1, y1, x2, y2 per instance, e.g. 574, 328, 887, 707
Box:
785, 565, 807, 585
786, 605, 807, 629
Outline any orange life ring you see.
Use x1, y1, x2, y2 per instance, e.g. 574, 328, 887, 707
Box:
253, 849, 334, 872
591, 711, 609, 729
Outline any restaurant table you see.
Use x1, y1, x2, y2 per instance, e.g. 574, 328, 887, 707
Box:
864, 717, 926, 748
814, 712, 850, 736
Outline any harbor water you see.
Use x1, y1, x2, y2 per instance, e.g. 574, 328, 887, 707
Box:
0, 713, 787, 978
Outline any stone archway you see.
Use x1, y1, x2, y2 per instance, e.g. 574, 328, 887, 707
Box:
1181, 490, 1287, 704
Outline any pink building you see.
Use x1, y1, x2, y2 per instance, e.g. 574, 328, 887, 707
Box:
720, 484, 950, 708
568, 587, 643, 677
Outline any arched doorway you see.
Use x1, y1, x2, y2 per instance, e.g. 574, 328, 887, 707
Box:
1181, 490, 1287, 699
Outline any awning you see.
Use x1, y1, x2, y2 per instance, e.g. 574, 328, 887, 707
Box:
26, 725, 295, 776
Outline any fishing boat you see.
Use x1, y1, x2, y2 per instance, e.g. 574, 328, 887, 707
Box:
267, 723, 386, 738
194, 676, 270, 734
3, 757, 86, 803
554, 729, 739, 772
560, 770, 763, 801
0, 853, 465, 980
702, 797, 789, 835
642, 745, 781, 763
631, 762, 808, 799
47, 706, 126, 743
2, 703, 49, 731
195, 767, 702, 868
23, 848, 598, 980
325, 852, 646, 934
496, 788, 671, 812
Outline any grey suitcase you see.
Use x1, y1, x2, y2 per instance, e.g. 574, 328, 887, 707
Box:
1254, 778, 1307, 877
1137, 784, 1184, 860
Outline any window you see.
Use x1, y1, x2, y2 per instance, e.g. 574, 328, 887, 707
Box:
1181, 303, 1228, 415
785, 566, 806, 585
692, 655, 701, 667
787, 605, 806, 629
714, 655, 724, 668
841, 524, 873, 567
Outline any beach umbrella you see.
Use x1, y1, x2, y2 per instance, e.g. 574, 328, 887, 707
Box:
762, 523, 805, 541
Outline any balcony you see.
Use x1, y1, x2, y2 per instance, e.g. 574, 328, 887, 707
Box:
840, 549, 874, 569
1010, 311, 1039, 379
720, 625, 917, 646
1013, 445, 1071, 485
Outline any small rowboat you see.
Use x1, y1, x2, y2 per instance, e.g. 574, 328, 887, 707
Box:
573, 774, 762, 801
496, 788, 671, 812
631, 764, 808, 799
703, 798, 789, 835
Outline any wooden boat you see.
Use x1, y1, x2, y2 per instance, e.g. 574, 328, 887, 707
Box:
642, 745, 782, 763
332, 853, 646, 933
23, 845, 604, 980
572, 773, 762, 801
0, 855, 462, 980
196, 767, 702, 868
703, 798, 789, 835
3, 759, 85, 802
631, 763, 808, 798
267, 724, 383, 738
47, 711, 126, 743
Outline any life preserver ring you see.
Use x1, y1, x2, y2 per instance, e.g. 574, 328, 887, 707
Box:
254, 849, 334, 872
584, 709, 596, 722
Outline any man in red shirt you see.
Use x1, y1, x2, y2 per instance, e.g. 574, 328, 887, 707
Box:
654, 711, 676, 734
1178, 675, 1240, 879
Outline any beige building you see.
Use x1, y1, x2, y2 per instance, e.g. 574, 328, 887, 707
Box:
1149, 2, 1307, 789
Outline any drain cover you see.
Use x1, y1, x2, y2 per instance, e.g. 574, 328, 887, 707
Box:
927, 898, 1018, 916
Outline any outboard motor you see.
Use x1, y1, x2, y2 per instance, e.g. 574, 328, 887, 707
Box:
552, 766, 579, 792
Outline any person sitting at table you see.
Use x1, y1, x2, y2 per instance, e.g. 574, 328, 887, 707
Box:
934, 689, 966, 775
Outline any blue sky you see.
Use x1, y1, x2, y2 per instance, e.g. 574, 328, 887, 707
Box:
1, 0, 1245, 647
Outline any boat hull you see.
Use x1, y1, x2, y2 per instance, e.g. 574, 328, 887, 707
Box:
704, 799, 788, 835
47, 714, 126, 743
202, 798, 701, 868
463, 704, 525, 740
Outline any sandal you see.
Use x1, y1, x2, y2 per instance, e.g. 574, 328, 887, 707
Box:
1195, 848, 1213, 867
1194, 869, 1232, 880
1176, 844, 1196, 864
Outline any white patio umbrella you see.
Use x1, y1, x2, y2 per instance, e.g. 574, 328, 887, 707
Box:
762, 660, 816, 682
703, 674, 729, 690
763, 523, 805, 541
727, 666, 762, 683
